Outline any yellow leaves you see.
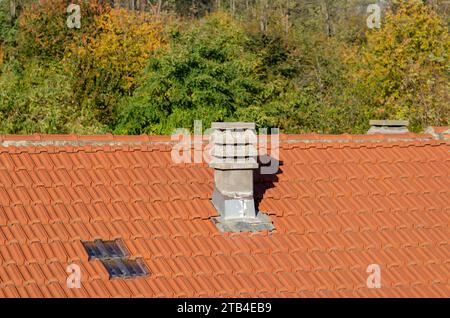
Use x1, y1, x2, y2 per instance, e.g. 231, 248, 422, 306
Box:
71, 8, 162, 92
344, 1, 449, 128
16, 0, 109, 60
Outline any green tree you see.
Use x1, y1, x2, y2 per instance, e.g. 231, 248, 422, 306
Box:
115, 13, 266, 134
0, 59, 103, 134
65, 8, 163, 128
15, 0, 107, 61
353, 0, 449, 130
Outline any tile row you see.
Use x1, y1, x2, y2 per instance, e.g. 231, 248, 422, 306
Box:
0, 260, 108, 286
1, 266, 448, 298
259, 179, 449, 200
0, 222, 447, 261
259, 194, 450, 216
1, 142, 446, 181
0, 199, 216, 226
280, 142, 449, 163
1, 235, 447, 275
0, 184, 447, 222
269, 209, 449, 232
0, 183, 213, 206
0, 165, 213, 188
275, 164, 448, 183
0, 217, 219, 245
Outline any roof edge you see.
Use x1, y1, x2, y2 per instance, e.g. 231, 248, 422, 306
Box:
0, 131, 446, 147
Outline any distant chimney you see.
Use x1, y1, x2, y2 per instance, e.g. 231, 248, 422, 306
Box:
209, 122, 274, 233
367, 120, 409, 134
425, 126, 450, 140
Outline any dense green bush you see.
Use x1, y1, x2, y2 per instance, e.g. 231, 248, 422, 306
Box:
0, 59, 103, 134
15, 0, 107, 61
65, 8, 163, 128
115, 13, 268, 134
352, 0, 450, 131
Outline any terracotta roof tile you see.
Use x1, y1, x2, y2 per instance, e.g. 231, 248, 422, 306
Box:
0, 134, 448, 297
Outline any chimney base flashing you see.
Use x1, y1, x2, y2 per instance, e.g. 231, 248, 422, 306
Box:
212, 189, 256, 219
211, 213, 275, 233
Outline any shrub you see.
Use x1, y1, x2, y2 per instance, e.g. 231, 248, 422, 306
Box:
16, 0, 107, 60
0, 59, 104, 134
65, 8, 163, 127
115, 13, 266, 134
354, 0, 450, 130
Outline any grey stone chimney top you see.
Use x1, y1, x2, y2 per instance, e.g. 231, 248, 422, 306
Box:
209, 123, 258, 170
209, 122, 274, 233
367, 120, 410, 134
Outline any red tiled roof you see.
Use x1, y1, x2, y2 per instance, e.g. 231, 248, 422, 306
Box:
0, 132, 449, 298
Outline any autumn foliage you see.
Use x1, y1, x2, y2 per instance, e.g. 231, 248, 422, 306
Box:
69, 8, 163, 92
0, 0, 448, 134
352, 0, 449, 129
1, 1, 163, 132
66, 8, 163, 126
16, 0, 107, 60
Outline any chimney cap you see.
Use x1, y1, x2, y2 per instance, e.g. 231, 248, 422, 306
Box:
367, 120, 410, 134
211, 122, 255, 130
369, 120, 409, 127
209, 123, 259, 170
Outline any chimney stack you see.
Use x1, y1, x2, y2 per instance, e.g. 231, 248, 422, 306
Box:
209, 122, 274, 233
367, 120, 409, 134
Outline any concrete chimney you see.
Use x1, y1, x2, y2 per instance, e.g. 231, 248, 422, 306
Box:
209, 122, 274, 233
367, 120, 409, 134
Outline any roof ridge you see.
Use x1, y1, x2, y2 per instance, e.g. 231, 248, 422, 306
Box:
279, 133, 437, 143
0, 132, 446, 147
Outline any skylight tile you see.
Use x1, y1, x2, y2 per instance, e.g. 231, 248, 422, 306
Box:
82, 239, 149, 279
102, 258, 149, 279
83, 239, 129, 260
